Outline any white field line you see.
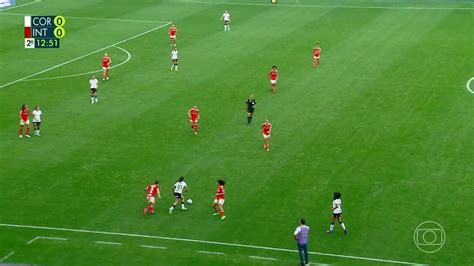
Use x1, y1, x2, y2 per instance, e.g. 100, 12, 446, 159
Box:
27, 236, 67, 244
0, 251, 15, 262
0, 12, 170, 23
172, 0, 474, 10
196, 250, 226, 255
0, 0, 39, 12
140, 245, 167, 249
249, 255, 278, 261
24, 46, 132, 81
0, 223, 421, 265
94, 241, 122, 246
466, 77, 474, 94
0, 22, 171, 89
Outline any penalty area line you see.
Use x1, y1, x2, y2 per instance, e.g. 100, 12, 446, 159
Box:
23, 46, 132, 81
466, 77, 474, 94
0, 223, 421, 265
0, 22, 171, 89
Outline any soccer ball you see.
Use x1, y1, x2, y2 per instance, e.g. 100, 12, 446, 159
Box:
186, 199, 193, 204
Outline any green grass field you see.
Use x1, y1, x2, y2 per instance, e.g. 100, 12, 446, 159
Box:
1, 0, 473, 265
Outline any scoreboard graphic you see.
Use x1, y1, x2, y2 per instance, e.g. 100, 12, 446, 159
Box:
24, 16, 66, 48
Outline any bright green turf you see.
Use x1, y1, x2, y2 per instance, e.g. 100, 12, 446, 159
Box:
0, 0, 473, 265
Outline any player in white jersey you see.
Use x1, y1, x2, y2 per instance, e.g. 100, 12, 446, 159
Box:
89, 75, 99, 103
32, 106, 42, 136
169, 176, 188, 214
220, 10, 231, 31
170, 48, 179, 71
327, 192, 348, 234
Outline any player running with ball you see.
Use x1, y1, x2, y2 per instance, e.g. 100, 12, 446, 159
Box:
169, 176, 188, 214
212, 180, 226, 221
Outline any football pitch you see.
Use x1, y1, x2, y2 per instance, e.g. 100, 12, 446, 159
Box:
0, 0, 473, 265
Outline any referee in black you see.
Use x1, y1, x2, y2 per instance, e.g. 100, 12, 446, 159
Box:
245, 94, 257, 124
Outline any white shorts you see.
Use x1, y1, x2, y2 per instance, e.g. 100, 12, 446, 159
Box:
20, 119, 30, 126
270, 79, 277, 85
147, 196, 155, 204
170, 35, 176, 39
263, 134, 270, 139
214, 199, 225, 205
102, 67, 109, 70
314, 56, 320, 59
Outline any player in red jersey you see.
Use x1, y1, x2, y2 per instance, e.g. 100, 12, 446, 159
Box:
144, 180, 161, 215
188, 106, 200, 134
18, 104, 30, 138
261, 119, 272, 151
212, 179, 226, 221
101, 53, 112, 81
169, 24, 177, 47
268, 66, 278, 93
313, 43, 321, 68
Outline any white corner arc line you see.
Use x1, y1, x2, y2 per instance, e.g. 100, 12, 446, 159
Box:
95, 241, 122, 245
196, 250, 226, 255
0, 251, 15, 262
0, 22, 171, 89
249, 256, 278, 261
466, 77, 474, 94
0, 223, 421, 265
23, 46, 132, 81
0, 1, 39, 12
140, 245, 167, 249
173, 0, 474, 10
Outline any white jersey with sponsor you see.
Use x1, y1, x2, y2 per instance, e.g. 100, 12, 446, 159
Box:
173, 181, 187, 194
222, 12, 230, 21
89, 78, 99, 89
32, 110, 42, 122
171, 50, 179, 60
332, 198, 342, 214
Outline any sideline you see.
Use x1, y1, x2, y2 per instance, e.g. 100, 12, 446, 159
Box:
0, 223, 421, 265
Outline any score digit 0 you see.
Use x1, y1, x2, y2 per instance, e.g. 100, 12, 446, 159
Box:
53, 16, 66, 39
